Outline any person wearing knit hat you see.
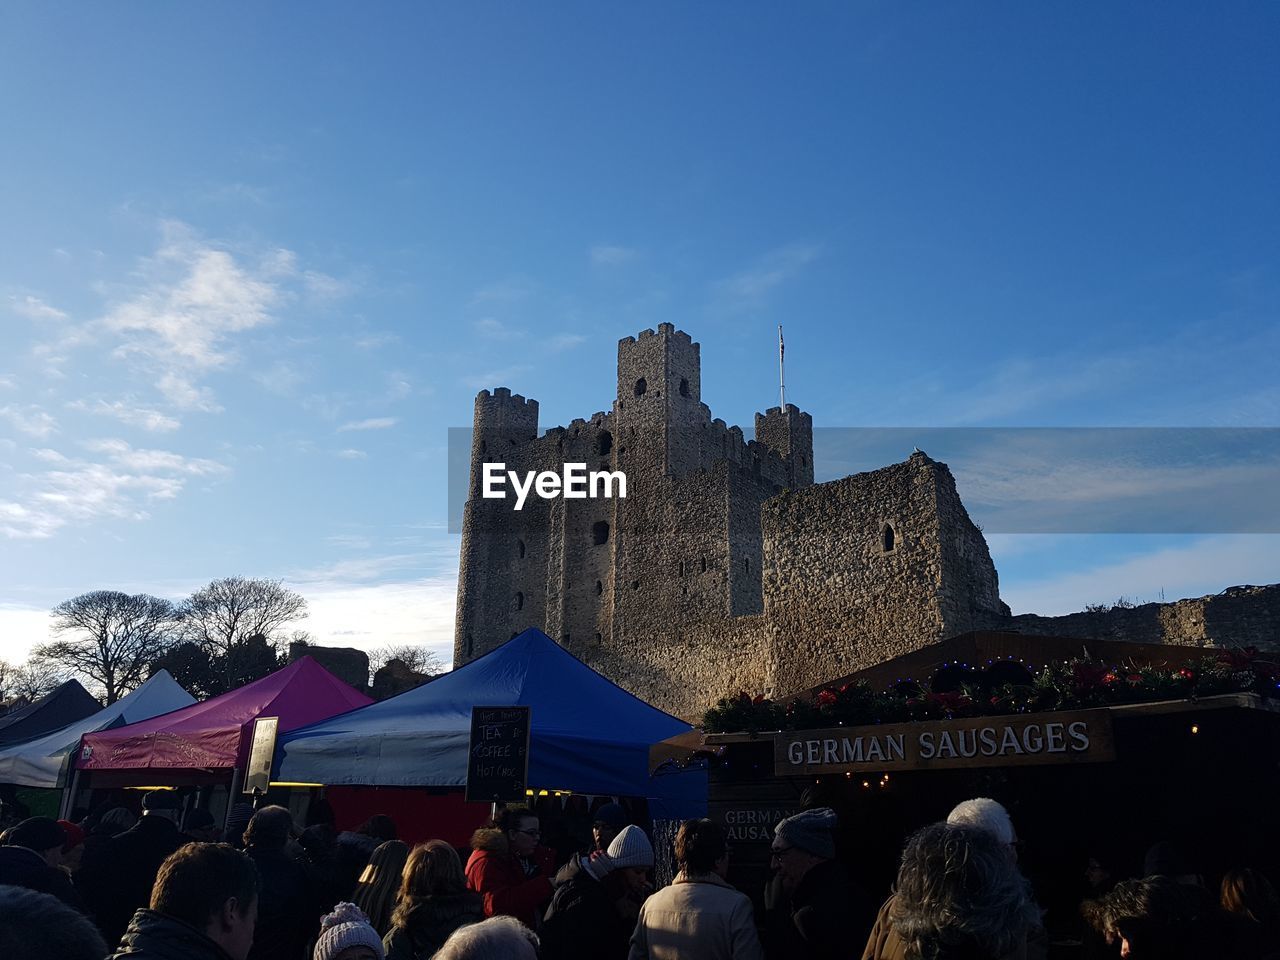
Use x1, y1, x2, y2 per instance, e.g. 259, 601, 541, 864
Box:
0, 816, 84, 911
592, 802, 628, 851
542, 824, 655, 960
764, 807, 876, 960
57, 818, 87, 872
314, 902, 386, 960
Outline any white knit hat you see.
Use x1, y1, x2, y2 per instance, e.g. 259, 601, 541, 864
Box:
606, 825, 654, 869
313, 902, 385, 960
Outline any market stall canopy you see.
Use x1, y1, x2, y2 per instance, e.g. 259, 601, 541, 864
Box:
0, 670, 194, 788
78, 657, 372, 772
0, 679, 102, 747
275, 629, 707, 819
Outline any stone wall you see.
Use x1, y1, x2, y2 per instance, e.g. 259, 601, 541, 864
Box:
288, 642, 370, 694
1008, 584, 1280, 653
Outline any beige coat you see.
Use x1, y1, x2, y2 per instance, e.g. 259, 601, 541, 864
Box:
628, 871, 764, 960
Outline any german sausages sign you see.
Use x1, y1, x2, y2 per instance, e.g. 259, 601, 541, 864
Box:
775, 708, 1115, 776
466, 706, 532, 803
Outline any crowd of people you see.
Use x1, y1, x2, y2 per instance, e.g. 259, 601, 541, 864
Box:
0, 792, 1276, 960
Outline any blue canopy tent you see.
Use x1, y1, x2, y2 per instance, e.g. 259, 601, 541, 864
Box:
275, 629, 705, 819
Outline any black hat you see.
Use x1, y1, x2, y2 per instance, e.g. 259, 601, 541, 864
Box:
592, 803, 628, 830
8, 817, 67, 853
141, 790, 181, 812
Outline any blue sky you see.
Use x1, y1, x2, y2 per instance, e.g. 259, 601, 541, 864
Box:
2, 3, 1277, 668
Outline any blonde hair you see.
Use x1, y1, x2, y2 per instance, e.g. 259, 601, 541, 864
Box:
1221, 868, 1280, 926
353, 839, 410, 935
390, 840, 467, 930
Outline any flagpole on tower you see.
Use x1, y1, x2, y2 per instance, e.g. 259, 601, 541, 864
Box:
778, 324, 786, 409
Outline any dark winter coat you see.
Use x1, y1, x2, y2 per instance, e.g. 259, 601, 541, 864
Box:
542, 868, 635, 960
244, 845, 322, 960
109, 909, 237, 960
382, 892, 485, 960
334, 831, 380, 898
0, 844, 84, 910
80, 814, 185, 945
763, 859, 876, 960
464, 827, 554, 928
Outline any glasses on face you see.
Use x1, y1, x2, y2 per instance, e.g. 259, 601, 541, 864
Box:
514, 827, 541, 838
769, 845, 794, 862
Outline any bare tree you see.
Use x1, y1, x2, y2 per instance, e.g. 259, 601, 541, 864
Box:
179, 578, 307, 689
9, 659, 71, 702
368, 644, 445, 677
37, 591, 178, 704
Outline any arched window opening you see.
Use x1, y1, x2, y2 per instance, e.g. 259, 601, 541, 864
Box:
678, 560, 685, 577
631, 580, 640, 591
882, 523, 896, 552
517, 539, 525, 559
592, 521, 610, 546
700, 557, 707, 573
596, 431, 613, 456
595, 580, 603, 596
679, 378, 690, 397
479, 440, 487, 455
634, 378, 647, 397
595, 632, 602, 644
515, 591, 524, 611
466, 634, 474, 657
743, 558, 750, 574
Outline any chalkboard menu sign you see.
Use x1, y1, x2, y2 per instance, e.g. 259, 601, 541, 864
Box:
465, 706, 531, 803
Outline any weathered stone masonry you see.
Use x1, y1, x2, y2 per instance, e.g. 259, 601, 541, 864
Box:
455, 324, 1280, 718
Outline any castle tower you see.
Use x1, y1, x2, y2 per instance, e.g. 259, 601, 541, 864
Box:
455, 388, 539, 664
613, 323, 706, 478
755, 404, 815, 489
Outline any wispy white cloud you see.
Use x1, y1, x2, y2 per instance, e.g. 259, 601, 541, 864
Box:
157, 373, 223, 413
353, 332, 400, 350
254, 359, 306, 396
102, 224, 284, 369
590, 244, 637, 266
0, 405, 58, 438
67, 398, 181, 433
0, 375, 16, 391
9, 295, 68, 322
549, 333, 587, 352
713, 243, 821, 310
337, 417, 398, 432
303, 270, 352, 301
474, 317, 523, 340
336, 448, 367, 460
384, 372, 413, 401
1, 439, 228, 539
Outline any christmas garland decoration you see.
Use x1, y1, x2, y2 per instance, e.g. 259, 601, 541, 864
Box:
702, 647, 1279, 734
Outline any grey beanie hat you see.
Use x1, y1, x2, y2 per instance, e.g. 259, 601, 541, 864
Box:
606, 825, 655, 869
774, 807, 837, 859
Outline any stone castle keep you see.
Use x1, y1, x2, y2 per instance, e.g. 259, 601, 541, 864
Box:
454, 324, 1280, 718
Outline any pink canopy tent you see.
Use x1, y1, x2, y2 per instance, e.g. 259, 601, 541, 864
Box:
76, 657, 372, 784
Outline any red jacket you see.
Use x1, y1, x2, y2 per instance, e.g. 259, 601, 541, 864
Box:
465, 827, 554, 927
